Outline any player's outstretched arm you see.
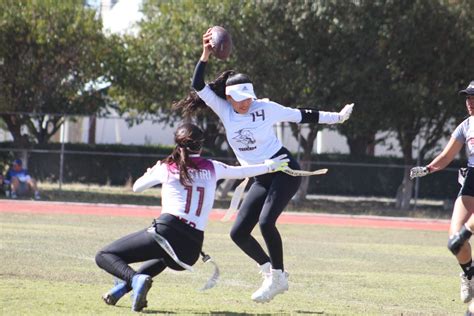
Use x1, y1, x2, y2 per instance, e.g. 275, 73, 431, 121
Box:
410, 137, 463, 180
310, 103, 354, 125
133, 163, 162, 193
214, 154, 289, 180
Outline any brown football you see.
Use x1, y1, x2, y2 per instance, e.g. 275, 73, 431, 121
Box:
210, 26, 232, 60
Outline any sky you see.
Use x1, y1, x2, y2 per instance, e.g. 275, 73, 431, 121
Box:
87, 0, 143, 35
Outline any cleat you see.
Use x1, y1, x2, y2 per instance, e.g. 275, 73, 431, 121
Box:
102, 281, 128, 306
461, 272, 474, 303
252, 264, 289, 303
131, 274, 152, 312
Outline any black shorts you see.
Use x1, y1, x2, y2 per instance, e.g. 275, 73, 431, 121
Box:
459, 167, 474, 197
152, 213, 204, 267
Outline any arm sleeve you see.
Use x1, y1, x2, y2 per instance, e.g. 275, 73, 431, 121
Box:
265, 101, 340, 124
195, 85, 228, 117
191, 60, 207, 91
318, 111, 341, 124
212, 161, 270, 180
132, 162, 166, 193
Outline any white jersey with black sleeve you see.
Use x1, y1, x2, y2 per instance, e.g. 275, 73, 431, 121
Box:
132, 156, 272, 231
196, 85, 301, 165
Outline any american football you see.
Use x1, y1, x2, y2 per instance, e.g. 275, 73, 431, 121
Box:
210, 26, 232, 60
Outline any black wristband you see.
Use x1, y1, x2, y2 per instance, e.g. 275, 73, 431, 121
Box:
299, 108, 319, 124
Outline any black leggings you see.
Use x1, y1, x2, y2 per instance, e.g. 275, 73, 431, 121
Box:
95, 214, 203, 287
230, 147, 301, 270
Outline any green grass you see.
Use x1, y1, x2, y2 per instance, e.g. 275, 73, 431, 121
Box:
0, 211, 465, 315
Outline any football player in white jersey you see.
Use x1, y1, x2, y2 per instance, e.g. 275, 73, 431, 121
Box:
95, 123, 289, 312
174, 28, 354, 303
410, 81, 474, 306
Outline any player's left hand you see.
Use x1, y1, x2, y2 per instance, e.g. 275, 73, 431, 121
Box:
264, 154, 289, 173
338, 103, 354, 123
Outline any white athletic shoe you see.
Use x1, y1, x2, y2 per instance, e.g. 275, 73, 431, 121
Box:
461, 272, 474, 303
251, 262, 272, 302
251, 267, 289, 303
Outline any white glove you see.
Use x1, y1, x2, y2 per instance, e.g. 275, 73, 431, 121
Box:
338, 103, 354, 123
410, 166, 430, 179
264, 154, 290, 173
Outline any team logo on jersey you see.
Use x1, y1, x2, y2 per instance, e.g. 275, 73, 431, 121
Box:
233, 128, 257, 151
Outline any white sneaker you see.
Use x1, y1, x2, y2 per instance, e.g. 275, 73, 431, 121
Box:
461, 272, 474, 303
251, 262, 272, 302
251, 268, 289, 303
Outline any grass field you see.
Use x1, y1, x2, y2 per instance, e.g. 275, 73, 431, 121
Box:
0, 208, 466, 315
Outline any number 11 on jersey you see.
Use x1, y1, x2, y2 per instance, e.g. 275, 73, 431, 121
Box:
183, 186, 205, 216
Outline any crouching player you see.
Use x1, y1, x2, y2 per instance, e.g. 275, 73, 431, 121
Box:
95, 123, 289, 312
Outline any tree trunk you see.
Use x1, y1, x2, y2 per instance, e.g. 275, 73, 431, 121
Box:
346, 133, 376, 156
88, 115, 96, 144
395, 166, 413, 210
1, 114, 30, 147
293, 159, 310, 203
289, 123, 319, 203
395, 131, 415, 210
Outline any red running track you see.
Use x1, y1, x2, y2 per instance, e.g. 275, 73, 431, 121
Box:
0, 200, 450, 232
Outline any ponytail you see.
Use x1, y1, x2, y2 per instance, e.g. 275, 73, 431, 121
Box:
162, 146, 197, 186
173, 70, 237, 117
162, 123, 204, 186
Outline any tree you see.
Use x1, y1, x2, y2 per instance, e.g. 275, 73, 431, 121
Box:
0, 0, 119, 145
115, 1, 394, 199
110, 0, 472, 204
379, 0, 473, 209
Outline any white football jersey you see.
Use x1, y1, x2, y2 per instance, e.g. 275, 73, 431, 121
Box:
133, 156, 272, 230
197, 85, 302, 165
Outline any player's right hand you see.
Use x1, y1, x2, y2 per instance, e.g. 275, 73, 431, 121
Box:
409, 166, 430, 179
201, 28, 213, 60
264, 154, 290, 173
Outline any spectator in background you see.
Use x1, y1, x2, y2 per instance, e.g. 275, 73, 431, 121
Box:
5, 159, 41, 200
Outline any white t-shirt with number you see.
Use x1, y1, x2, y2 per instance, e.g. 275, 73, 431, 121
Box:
197, 85, 302, 165
133, 156, 272, 231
